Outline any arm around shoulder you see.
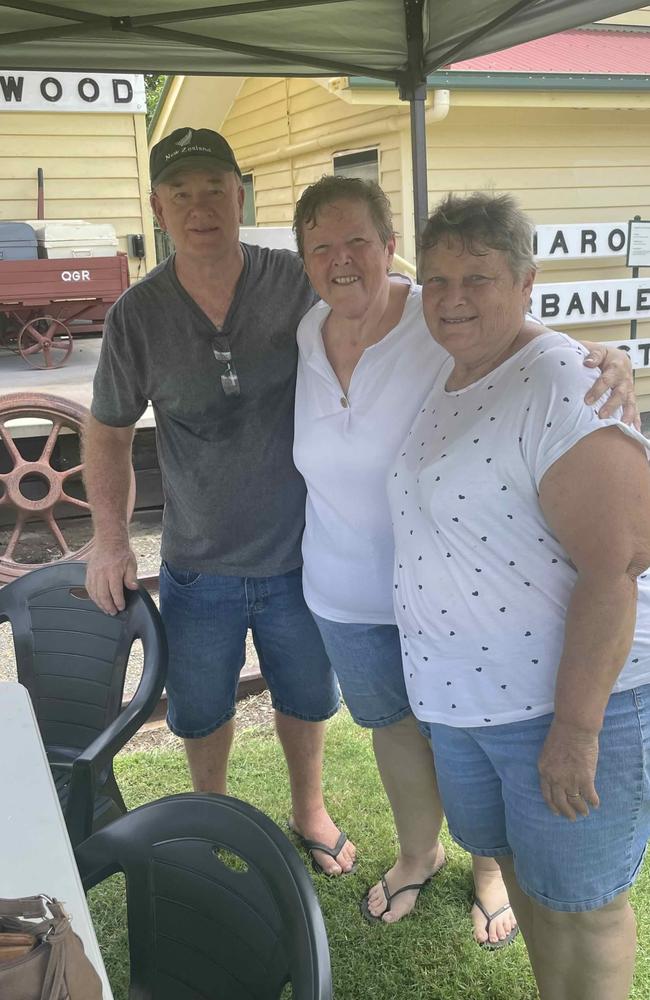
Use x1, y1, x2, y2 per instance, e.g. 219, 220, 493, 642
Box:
579, 339, 638, 427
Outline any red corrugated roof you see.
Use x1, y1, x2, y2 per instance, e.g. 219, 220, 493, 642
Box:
449, 28, 650, 74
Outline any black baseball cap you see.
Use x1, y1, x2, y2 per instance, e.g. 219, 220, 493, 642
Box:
150, 126, 242, 187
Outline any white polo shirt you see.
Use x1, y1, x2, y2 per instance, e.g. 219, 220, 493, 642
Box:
294, 279, 447, 623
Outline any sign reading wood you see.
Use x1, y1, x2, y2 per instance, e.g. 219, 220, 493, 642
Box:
0, 71, 145, 113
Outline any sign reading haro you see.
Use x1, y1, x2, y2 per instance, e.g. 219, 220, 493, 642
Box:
0, 71, 145, 113
534, 223, 627, 261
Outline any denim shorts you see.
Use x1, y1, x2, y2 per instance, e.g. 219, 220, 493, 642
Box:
420, 684, 650, 912
311, 615, 411, 728
160, 563, 340, 738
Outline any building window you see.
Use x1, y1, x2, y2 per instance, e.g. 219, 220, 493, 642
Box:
153, 223, 174, 264
333, 148, 379, 182
242, 173, 256, 226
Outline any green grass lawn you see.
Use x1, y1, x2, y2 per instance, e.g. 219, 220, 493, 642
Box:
89, 710, 650, 1000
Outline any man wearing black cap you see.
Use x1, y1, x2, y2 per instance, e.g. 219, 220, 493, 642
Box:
83, 127, 356, 877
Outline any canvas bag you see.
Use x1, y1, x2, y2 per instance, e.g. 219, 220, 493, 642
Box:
0, 895, 102, 1000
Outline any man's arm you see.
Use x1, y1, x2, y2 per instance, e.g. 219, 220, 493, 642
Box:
537, 427, 650, 820
581, 341, 638, 428
522, 321, 638, 427
82, 415, 138, 615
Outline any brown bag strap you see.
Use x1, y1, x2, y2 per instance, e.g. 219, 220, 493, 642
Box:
0, 895, 61, 939
0, 895, 50, 919
40, 917, 68, 1000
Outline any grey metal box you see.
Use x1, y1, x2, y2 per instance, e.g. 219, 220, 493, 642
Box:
0, 222, 38, 261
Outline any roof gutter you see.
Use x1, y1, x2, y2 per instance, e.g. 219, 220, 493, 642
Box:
350, 72, 650, 93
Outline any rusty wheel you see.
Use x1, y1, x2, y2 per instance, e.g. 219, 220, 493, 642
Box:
0, 393, 135, 582
18, 316, 73, 369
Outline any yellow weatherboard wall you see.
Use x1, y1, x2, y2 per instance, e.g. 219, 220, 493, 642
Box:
221, 77, 408, 243
0, 109, 156, 280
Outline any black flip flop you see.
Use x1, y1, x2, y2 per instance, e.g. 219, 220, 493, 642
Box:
360, 862, 445, 924
288, 819, 357, 877
473, 897, 519, 950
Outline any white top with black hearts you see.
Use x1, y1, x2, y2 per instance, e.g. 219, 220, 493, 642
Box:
389, 330, 650, 727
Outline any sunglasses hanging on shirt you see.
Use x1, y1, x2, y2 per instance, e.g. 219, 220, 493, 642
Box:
212, 334, 241, 398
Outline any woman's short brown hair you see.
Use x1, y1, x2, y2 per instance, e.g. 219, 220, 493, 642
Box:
293, 175, 394, 258
420, 191, 536, 280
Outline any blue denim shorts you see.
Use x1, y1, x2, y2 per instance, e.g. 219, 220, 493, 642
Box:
311, 615, 411, 728
160, 563, 340, 738
420, 684, 650, 912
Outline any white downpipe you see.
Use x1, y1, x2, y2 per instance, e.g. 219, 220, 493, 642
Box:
425, 88, 451, 124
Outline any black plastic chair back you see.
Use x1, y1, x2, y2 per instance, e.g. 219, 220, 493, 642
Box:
76, 793, 333, 1000
0, 562, 167, 844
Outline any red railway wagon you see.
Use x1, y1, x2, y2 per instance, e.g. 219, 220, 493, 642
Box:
0, 253, 130, 369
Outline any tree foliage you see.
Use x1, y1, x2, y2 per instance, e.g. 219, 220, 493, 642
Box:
145, 74, 167, 125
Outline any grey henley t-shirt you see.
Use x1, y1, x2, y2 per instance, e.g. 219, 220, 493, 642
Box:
91, 244, 318, 576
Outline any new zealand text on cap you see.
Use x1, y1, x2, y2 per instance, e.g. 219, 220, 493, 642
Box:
150, 127, 242, 186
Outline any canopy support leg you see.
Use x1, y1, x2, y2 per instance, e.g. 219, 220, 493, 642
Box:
408, 86, 429, 262
399, 0, 429, 279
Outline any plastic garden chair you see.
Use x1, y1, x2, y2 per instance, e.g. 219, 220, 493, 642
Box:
75, 793, 333, 1000
0, 561, 167, 846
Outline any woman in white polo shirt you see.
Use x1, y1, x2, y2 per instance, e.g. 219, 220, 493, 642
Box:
292, 175, 633, 939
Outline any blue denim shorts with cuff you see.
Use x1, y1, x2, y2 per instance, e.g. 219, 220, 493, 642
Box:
160, 563, 340, 738
311, 615, 411, 729
421, 684, 650, 912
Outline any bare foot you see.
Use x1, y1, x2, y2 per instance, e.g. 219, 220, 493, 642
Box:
365, 842, 445, 923
289, 808, 356, 875
471, 855, 517, 946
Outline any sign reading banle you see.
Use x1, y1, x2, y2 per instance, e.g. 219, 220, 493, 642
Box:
0, 71, 145, 113
530, 279, 650, 327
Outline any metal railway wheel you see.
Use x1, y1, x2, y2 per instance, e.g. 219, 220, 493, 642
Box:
0, 393, 135, 582
18, 315, 73, 369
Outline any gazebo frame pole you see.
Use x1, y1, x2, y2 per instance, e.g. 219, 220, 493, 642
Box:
399, 0, 429, 279
408, 86, 429, 263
